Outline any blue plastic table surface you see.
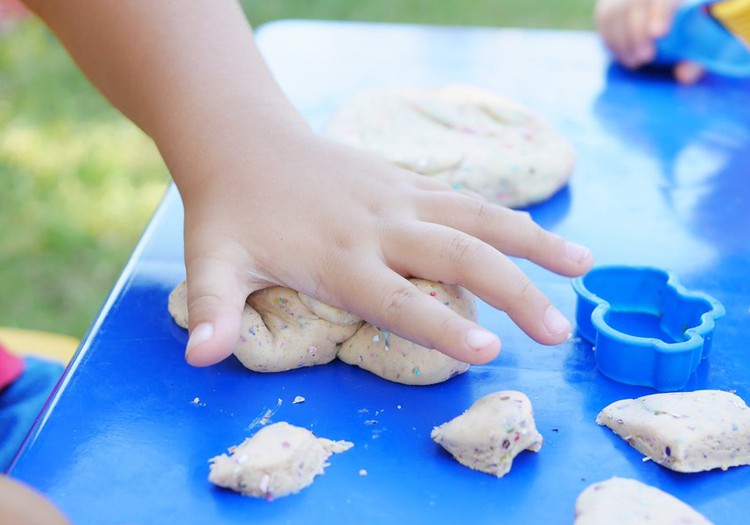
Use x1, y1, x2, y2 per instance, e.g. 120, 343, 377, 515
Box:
9, 20, 750, 524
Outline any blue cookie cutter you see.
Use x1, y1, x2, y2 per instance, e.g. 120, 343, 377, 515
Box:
654, 0, 750, 77
572, 265, 725, 391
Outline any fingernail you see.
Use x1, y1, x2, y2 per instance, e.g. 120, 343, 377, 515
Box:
544, 305, 570, 336
186, 323, 213, 358
466, 328, 498, 351
565, 241, 591, 264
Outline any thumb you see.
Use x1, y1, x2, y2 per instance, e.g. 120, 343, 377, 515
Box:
674, 61, 705, 85
183, 259, 248, 367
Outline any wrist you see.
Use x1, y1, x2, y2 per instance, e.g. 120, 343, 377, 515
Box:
161, 104, 315, 205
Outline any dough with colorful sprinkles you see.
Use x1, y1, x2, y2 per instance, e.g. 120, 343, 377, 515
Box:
208, 422, 352, 499
168, 278, 474, 384
324, 85, 575, 208
431, 391, 543, 478
574, 477, 712, 525
168, 281, 361, 372
338, 279, 474, 385
596, 390, 750, 473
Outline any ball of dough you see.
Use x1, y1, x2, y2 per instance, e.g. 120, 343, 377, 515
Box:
337, 279, 474, 385
240, 287, 362, 372
431, 390, 543, 478
168, 281, 362, 372
596, 389, 750, 473
574, 477, 711, 525
324, 85, 575, 208
168, 279, 476, 384
297, 291, 362, 325
208, 422, 353, 499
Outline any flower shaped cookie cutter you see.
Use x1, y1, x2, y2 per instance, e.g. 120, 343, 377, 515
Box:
572, 265, 725, 391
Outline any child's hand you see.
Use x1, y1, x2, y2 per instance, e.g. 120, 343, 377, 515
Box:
594, 0, 705, 84
25, 0, 593, 368
0, 475, 69, 525
177, 129, 593, 367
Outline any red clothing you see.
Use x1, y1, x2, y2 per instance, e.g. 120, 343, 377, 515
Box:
0, 0, 28, 20
0, 342, 24, 389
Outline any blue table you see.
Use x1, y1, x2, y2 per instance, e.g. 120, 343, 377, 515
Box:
9, 21, 750, 524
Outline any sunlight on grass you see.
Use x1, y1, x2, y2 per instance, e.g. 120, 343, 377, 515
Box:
2, 122, 167, 249
239, 0, 596, 29
0, 20, 169, 337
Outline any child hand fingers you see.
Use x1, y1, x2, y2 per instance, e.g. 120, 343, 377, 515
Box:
183, 254, 251, 367
382, 222, 574, 346
625, 1, 657, 64
414, 191, 593, 278
595, 0, 635, 65
328, 264, 501, 364
649, 0, 683, 37
674, 60, 705, 84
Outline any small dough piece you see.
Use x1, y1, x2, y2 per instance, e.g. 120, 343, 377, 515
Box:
208, 422, 353, 499
596, 390, 750, 473
324, 85, 575, 208
574, 477, 712, 525
167, 280, 189, 328
431, 391, 543, 477
337, 279, 474, 385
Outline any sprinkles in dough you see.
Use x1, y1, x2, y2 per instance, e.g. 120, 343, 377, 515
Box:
169, 278, 476, 385
324, 85, 575, 208
596, 389, 750, 472
208, 422, 352, 499
431, 391, 543, 478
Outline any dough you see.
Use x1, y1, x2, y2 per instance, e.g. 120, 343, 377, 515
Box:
337, 280, 473, 385
574, 477, 712, 525
324, 85, 575, 208
430, 391, 543, 477
168, 278, 474, 384
596, 390, 750, 472
208, 422, 353, 499
167, 280, 189, 328
168, 281, 362, 372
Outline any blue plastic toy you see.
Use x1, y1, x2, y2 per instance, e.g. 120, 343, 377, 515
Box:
572, 265, 725, 391
654, 0, 750, 76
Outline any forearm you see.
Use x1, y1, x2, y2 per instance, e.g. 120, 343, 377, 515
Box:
23, 0, 311, 195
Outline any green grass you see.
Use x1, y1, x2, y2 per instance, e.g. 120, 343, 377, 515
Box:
0, 21, 170, 337
240, 1, 596, 29
0, 3, 595, 340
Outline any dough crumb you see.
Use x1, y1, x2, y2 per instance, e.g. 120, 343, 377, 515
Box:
431, 391, 542, 478
574, 477, 712, 524
596, 390, 750, 472
209, 422, 353, 499
358, 469, 367, 476
292, 396, 305, 404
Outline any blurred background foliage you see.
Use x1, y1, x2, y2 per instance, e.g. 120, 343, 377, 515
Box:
0, 1, 595, 339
